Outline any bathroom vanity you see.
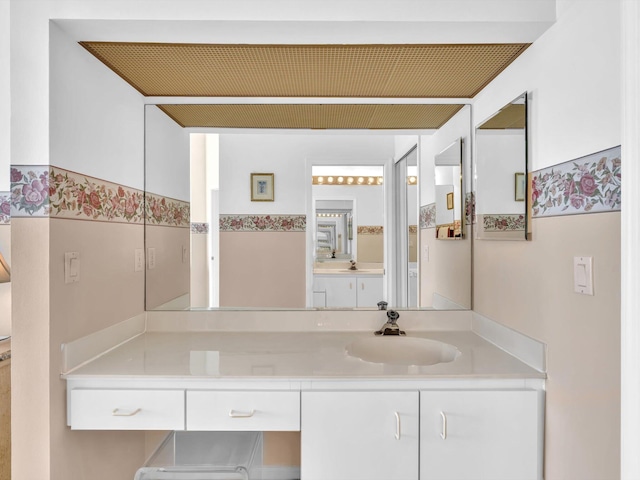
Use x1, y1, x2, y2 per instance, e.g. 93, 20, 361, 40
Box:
312, 271, 384, 308
63, 312, 545, 480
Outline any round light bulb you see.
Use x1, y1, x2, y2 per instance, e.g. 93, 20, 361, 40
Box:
328, 176, 334, 183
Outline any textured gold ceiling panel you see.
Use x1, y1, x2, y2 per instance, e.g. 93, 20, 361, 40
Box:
478, 104, 526, 129
80, 42, 529, 98
157, 104, 464, 129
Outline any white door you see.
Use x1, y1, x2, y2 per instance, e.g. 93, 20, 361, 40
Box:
302, 391, 419, 480
420, 390, 542, 480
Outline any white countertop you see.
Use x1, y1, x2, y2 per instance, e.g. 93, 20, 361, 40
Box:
63, 330, 544, 380
313, 268, 384, 275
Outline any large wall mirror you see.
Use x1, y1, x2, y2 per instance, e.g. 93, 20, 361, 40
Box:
475, 92, 530, 240
144, 104, 472, 311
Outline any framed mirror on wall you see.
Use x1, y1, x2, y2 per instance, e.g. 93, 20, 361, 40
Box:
475, 92, 530, 240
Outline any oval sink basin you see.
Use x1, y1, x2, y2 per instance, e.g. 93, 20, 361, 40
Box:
345, 336, 460, 366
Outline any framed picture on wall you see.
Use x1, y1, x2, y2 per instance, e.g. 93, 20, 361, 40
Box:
515, 172, 526, 201
446, 192, 454, 210
251, 173, 275, 202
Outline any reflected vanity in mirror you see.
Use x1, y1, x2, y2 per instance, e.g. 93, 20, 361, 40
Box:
434, 139, 463, 239
311, 166, 385, 308
475, 92, 530, 240
144, 104, 473, 311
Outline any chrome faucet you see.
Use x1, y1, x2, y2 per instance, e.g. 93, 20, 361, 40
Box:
375, 309, 406, 336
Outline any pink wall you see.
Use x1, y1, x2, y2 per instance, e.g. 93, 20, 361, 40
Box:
220, 232, 306, 308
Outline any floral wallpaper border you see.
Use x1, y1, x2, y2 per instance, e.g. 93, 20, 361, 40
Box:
531, 145, 621, 218
358, 225, 383, 235
145, 192, 190, 228
10, 166, 50, 218
220, 214, 306, 232
481, 214, 526, 232
11, 165, 190, 227
49, 167, 145, 224
0, 192, 10, 225
191, 222, 210, 234
419, 203, 436, 229
465, 192, 475, 225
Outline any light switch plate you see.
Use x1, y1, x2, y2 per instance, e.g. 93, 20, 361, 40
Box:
64, 252, 80, 284
573, 256, 593, 295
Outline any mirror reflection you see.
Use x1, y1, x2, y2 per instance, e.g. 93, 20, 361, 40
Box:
312, 165, 385, 308
475, 92, 529, 240
144, 104, 472, 311
434, 139, 463, 239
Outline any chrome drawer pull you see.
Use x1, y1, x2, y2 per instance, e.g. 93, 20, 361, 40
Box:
112, 408, 142, 417
394, 411, 401, 440
229, 409, 255, 418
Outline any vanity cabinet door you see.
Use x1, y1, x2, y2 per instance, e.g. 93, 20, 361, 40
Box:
313, 275, 357, 307
420, 390, 542, 480
355, 275, 384, 307
302, 391, 419, 480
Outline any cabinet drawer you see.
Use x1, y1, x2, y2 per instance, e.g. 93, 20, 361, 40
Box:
187, 390, 300, 431
70, 389, 185, 430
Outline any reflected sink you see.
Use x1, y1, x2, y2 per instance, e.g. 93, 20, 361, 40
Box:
345, 336, 460, 366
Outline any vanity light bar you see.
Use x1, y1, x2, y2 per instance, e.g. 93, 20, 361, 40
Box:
313, 176, 417, 185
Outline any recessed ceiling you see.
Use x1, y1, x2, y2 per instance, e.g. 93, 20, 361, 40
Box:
157, 104, 464, 129
80, 42, 529, 98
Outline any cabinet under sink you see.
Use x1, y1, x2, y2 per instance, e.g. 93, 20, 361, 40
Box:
313, 274, 383, 308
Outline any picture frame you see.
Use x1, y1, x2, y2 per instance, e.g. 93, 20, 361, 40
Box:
446, 192, 454, 210
250, 173, 274, 202
515, 172, 526, 201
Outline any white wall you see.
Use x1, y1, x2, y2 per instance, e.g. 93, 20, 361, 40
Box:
394, 135, 418, 161
313, 185, 384, 226
475, 130, 526, 214
50, 23, 144, 187
145, 106, 190, 200
472, 1, 621, 478
0, 2, 9, 190
420, 106, 471, 205
473, 3, 620, 171
219, 134, 394, 215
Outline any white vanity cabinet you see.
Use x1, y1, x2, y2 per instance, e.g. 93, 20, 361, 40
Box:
186, 390, 300, 431
420, 389, 542, 480
301, 390, 419, 480
313, 274, 383, 308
